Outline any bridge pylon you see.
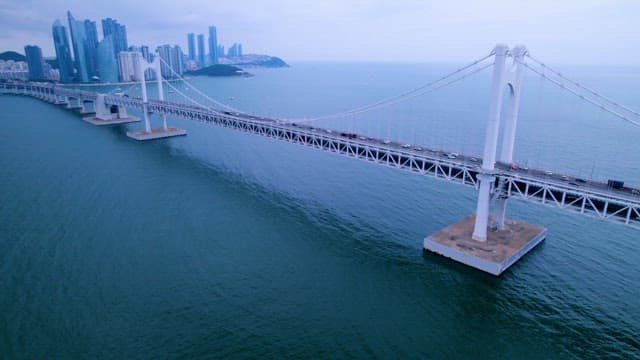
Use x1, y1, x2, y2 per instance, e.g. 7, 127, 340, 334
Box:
424, 44, 546, 276
125, 53, 186, 141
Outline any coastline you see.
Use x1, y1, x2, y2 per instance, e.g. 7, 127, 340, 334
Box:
60, 78, 187, 87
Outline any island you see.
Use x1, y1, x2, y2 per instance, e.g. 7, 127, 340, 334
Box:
218, 54, 289, 68
184, 55, 289, 77
184, 64, 248, 77
0, 51, 26, 62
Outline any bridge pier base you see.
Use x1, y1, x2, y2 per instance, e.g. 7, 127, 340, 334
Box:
83, 94, 140, 125
126, 127, 187, 141
424, 214, 546, 276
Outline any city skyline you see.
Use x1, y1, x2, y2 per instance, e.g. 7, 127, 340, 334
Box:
1, 0, 639, 65
6, 11, 233, 83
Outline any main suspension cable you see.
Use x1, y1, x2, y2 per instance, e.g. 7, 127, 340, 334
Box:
520, 60, 640, 127
289, 52, 495, 122
527, 54, 640, 118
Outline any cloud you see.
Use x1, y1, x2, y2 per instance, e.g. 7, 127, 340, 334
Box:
0, 0, 638, 64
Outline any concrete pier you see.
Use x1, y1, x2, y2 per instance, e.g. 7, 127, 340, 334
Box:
83, 115, 140, 126
424, 214, 546, 275
126, 127, 187, 140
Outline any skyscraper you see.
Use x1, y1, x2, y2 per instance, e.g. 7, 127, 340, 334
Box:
67, 11, 89, 82
102, 18, 128, 56
84, 19, 99, 79
24, 45, 46, 80
51, 20, 74, 82
139, 45, 154, 80
208, 26, 218, 65
197, 34, 205, 67
172, 46, 184, 75
227, 43, 243, 58
140, 45, 151, 62
118, 51, 142, 82
97, 35, 118, 83
217, 45, 224, 59
157, 45, 184, 79
187, 33, 195, 61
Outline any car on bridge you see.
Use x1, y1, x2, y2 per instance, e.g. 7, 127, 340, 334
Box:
339, 132, 358, 139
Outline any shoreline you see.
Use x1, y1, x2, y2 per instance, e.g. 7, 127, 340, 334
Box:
60, 78, 186, 87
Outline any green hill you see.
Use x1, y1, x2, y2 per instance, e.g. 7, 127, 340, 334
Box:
0, 51, 26, 62
184, 64, 248, 77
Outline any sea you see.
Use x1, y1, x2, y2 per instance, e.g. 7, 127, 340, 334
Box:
1, 61, 639, 358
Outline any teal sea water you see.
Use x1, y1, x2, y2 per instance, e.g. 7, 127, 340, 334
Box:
1, 63, 639, 358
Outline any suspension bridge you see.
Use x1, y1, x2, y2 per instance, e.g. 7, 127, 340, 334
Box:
1, 44, 638, 275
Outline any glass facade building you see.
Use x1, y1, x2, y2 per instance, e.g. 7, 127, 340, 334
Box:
208, 26, 218, 65
197, 34, 205, 67
97, 35, 118, 83
52, 20, 74, 83
187, 33, 195, 61
24, 45, 46, 80
67, 11, 89, 82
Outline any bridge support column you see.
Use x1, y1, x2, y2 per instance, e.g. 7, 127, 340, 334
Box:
492, 46, 527, 230
423, 44, 546, 276
471, 44, 509, 241
493, 195, 507, 230
84, 100, 95, 114
66, 97, 83, 110
472, 173, 496, 241
78, 100, 92, 114
116, 105, 129, 119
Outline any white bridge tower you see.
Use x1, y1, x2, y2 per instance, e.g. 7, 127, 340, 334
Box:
424, 44, 547, 276
473, 44, 527, 240
125, 53, 187, 140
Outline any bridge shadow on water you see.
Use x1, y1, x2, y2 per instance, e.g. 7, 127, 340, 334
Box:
102, 123, 416, 252
99, 120, 509, 283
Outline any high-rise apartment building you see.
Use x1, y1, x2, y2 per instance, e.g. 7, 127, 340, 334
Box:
139, 45, 154, 80
97, 35, 118, 83
227, 43, 243, 58
187, 33, 196, 61
157, 45, 184, 79
197, 34, 205, 67
24, 45, 46, 80
84, 19, 99, 79
67, 11, 89, 82
118, 51, 142, 82
102, 18, 128, 56
52, 20, 74, 83
208, 26, 218, 65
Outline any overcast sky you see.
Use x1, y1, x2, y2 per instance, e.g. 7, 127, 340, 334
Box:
1, 0, 638, 64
